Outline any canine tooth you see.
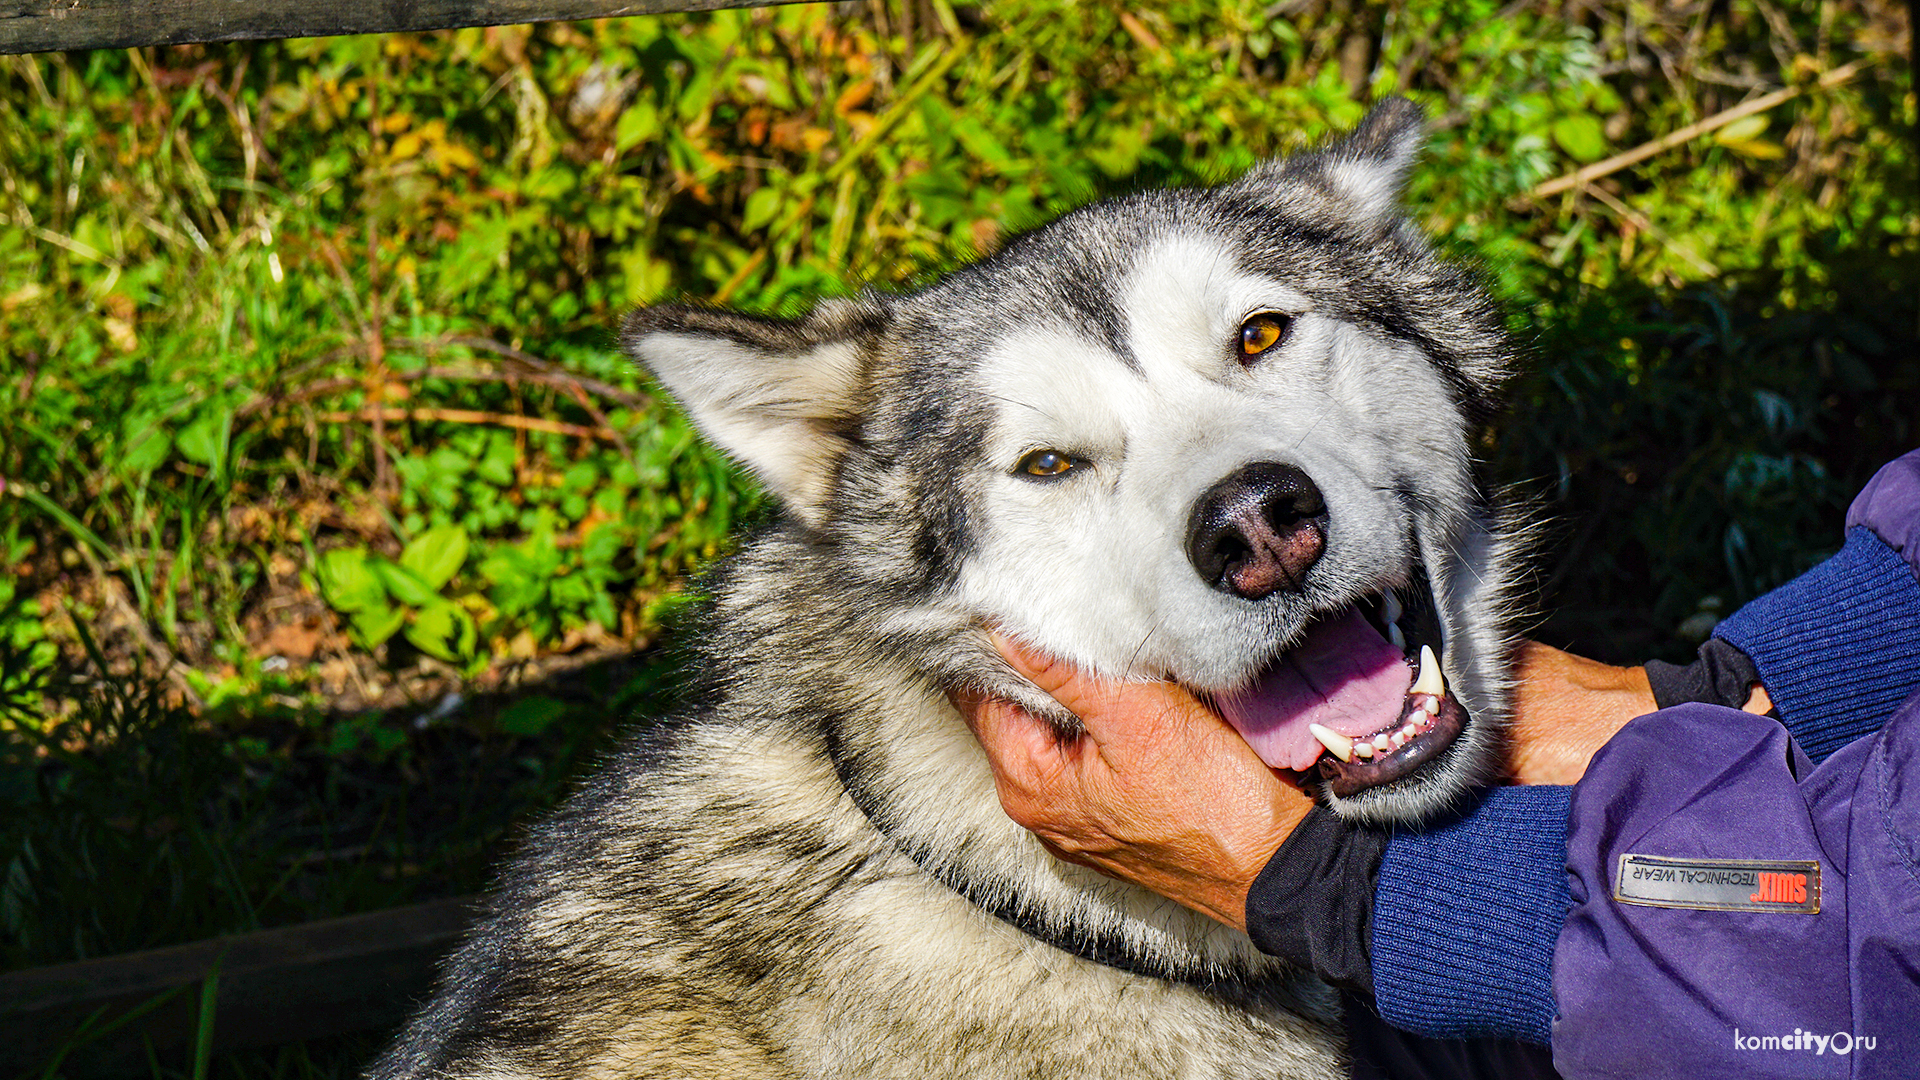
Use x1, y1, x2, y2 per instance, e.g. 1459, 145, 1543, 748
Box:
1382, 591, 1402, 626
1353, 742, 1375, 759
1387, 623, 1406, 651
1411, 645, 1445, 698
1309, 723, 1354, 763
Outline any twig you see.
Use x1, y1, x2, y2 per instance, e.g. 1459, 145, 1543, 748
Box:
1579, 181, 1720, 279
241, 365, 648, 418
422, 336, 653, 408
1117, 12, 1166, 57
316, 408, 622, 442
712, 248, 767, 305
1530, 58, 1872, 199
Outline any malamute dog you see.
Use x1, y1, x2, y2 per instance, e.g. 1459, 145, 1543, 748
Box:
374, 98, 1522, 1080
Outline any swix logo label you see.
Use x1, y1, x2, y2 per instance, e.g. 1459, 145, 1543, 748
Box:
1615, 854, 1821, 914
1749, 870, 1808, 905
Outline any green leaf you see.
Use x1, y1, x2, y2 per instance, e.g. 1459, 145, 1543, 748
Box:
175, 411, 230, 471
1714, 114, 1769, 145
496, 695, 566, 736
120, 423, 171, 475
1550, 115, 1608, 163
615, 102, 661, 151
405, 601, 476, 661
373, 559, 440, 609
400, 525, 469, 590
742, 186, 782, 232
315, 549, 385, 613
351, 603, 406, 647
477, 431, 517, 487
951, 117, 1014, 170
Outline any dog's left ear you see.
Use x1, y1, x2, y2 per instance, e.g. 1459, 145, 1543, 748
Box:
1235, 97, 1427, 234
622, 297, 886, 527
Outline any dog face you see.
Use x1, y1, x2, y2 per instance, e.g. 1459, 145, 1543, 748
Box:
624, 100, 1520, 823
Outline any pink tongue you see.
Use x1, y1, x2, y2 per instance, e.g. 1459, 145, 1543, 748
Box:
1215, 608, 1413, 771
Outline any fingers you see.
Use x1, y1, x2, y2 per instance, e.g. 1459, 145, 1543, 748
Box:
952, 687, 1077, 828
990, 632, 1215, 751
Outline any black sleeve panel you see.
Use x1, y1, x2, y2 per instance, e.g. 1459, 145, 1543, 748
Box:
1644, 637, 1766, 712
1242, 805, 1388, 994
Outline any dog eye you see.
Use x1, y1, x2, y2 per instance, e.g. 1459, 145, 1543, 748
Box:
1237, 313, 1293, 360
1016, 449, 1077, 479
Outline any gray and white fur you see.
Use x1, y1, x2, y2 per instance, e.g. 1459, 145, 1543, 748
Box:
372, 98, 1525, 1080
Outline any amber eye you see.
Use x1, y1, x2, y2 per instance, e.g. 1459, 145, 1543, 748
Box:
1238, 312, 1293, 360
1016, 449, 1077, 478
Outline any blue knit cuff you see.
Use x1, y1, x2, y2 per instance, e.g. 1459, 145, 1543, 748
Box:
1713, 526, 1920, 763
1371, 785, 1571, 1045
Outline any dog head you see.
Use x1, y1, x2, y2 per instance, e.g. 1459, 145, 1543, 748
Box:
624, 99, 1520, 823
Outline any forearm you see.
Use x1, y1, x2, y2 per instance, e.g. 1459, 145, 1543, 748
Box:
1244, 787, 1571, 1045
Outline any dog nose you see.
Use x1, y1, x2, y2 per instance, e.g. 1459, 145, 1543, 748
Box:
1186, 462, 1328, 600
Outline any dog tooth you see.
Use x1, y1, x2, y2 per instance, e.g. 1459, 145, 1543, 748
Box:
1309, 723, 1355, 763
1382, 591, 1402, 626
1387, 623, 1406, 651
1411, 644, 1445, 698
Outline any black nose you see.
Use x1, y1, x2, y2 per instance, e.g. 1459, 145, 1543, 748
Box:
1186, 463, 1328, 601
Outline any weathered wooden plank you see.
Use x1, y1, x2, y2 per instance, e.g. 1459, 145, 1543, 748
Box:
0, 0, 798, 56
0, 896, 477, 1076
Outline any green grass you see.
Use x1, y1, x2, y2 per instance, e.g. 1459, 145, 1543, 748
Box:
0, 0, 1915, 1075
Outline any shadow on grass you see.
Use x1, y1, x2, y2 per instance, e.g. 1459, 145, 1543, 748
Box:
1, 632, 684, 1079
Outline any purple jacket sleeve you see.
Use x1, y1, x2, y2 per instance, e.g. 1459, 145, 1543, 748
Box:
1713, 450, 1920, 763
1552, 695, 1920, 1077
1369, 450, 1920, 1055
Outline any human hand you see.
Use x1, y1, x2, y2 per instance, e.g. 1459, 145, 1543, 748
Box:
952, 635, 1313, 933
1507, 641, 1774, 785
958, 635, 1773, 930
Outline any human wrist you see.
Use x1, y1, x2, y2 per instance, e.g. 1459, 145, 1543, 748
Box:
1508, 641, 1654, 785
1243, 806, 1388, 989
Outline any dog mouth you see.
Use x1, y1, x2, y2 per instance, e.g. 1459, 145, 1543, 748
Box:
1208, 581, 1466, 797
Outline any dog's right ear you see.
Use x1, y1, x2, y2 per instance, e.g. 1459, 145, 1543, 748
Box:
1232, 97, 1427, 236
622, 297, 886, 527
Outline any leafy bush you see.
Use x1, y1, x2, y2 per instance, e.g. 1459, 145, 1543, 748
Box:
3, 0, 1914, 689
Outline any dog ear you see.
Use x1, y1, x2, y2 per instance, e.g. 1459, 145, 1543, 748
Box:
1234, 97, 1427, 233
621, 297, 886, 527
1317, 96, 1426, 227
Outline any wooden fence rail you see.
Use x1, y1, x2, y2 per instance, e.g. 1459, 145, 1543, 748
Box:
1, 897, 477, 1077
0, 0, 794, 55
